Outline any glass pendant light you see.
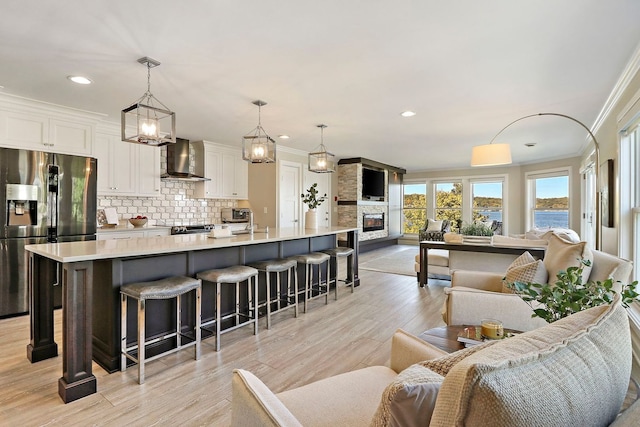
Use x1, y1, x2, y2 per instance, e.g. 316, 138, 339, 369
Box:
242, 100, 276, 163
308, 124, 336, 173
121, 57, 176, 146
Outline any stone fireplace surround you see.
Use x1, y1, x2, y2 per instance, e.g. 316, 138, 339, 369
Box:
337, 162, 389, 241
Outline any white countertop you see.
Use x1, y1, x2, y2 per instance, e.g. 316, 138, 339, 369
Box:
25, 226, 356, 263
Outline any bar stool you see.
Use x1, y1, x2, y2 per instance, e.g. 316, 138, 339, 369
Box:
248, 258, 298, 329
289, 252, 331, 313
120, 276, 202, 384
321, 247, 355, 297
196, 265, 259, 351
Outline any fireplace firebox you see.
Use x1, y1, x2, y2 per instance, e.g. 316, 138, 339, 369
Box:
363, 213, 384, 232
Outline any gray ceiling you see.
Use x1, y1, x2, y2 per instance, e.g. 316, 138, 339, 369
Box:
1, 1, 640, 172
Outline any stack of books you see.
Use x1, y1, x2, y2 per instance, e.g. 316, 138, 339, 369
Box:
456, 326, 484, 347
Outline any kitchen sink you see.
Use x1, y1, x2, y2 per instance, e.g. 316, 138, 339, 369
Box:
231, 229, 252, 235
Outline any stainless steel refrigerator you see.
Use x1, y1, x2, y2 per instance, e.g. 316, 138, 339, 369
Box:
0, 147, 97, 318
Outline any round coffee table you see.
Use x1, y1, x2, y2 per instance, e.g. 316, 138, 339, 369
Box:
418, 325, 521, 353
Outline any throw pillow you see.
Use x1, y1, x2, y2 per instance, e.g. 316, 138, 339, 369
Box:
420, 339, 498, 376
543, 234, 593, 285
426, 220, 443, 232
507, 251, 536, 269
430, 298, 630, 427
482, 220, 494, 230
371, 364, 443, 427
502, 260, 549, 293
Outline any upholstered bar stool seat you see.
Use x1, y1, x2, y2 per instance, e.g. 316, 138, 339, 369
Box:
120, 276, 202, 384
249, 258, 298, 329
321, 247, 355, 297
289, 252, 330, 313
197, 265, 259, 352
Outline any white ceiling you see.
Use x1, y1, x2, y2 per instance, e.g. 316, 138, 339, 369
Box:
1, 1, 640, 172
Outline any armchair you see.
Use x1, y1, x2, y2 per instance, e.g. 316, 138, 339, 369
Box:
419, 218, 450, 242
443, 236, 633, 332
231, 300, 636, 426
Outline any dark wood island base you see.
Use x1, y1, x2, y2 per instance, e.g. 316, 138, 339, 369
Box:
25, 227, 359, 403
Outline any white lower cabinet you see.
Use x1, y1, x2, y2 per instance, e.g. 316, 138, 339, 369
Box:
193, 140, 248, 199
97, 231, 139, 240
143, 228, 171, 237
95, 125, 161, 197
97, 228, 170, 240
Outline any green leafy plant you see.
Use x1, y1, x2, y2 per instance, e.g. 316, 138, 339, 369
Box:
301, 183, 327, 210
507, 259, 639, 323
459, 221, 494, 236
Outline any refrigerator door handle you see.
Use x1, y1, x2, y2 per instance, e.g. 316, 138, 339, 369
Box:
47, 165, 59, 243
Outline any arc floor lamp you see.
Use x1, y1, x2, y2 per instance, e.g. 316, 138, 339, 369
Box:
473, 112, 601, 250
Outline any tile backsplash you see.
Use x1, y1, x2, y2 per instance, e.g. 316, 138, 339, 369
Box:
98, 180, 237, 226
98, 143, 239, 226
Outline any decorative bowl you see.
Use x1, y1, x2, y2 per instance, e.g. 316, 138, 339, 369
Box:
129, 218, 148, 228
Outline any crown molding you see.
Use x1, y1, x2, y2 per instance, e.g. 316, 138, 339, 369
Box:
590, 40, 640, 137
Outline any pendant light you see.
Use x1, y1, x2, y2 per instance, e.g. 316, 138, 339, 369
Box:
308, 124, 336, 173
242, 100, 276, 163
121, 56, 176, 146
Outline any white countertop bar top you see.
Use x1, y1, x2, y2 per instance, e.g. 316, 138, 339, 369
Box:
25, 226, 356, 263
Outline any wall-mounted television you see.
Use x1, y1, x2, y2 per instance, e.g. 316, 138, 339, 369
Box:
362, 168, 385, 201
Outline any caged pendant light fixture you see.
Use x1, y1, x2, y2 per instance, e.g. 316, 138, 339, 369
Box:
242, 100, 276, 163
308, 124, 336, 173
121, 56, 176, 146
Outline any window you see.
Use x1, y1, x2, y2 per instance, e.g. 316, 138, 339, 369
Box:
402, 183, 426, 234
435, 182, 462, 231
620, 119, 640, 281
527, 171, 570, 229
472, 181, 503, 223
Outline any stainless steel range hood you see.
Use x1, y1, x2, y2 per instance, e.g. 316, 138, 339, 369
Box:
161, 138, 210, 181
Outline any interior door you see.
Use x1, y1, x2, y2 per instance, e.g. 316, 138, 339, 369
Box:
304, 170, 331, 227
581, 167, 596, 249
279, 161, 302, 228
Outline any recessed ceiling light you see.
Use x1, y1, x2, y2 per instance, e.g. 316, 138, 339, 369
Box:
67, 75, 92, 85
278, 135, 290, 139
401, 111, 416, 117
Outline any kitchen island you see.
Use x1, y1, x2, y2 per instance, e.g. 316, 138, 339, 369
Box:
25, 226, 358, 403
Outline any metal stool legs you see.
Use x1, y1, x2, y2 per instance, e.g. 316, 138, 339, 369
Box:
120, 276, 201, 384
197, 266, 259, 352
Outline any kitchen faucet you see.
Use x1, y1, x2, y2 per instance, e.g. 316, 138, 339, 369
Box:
246, 211, 254, 234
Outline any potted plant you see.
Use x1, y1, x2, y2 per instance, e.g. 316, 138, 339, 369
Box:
507, 259, 639, 323
301, 183, 327, 230
459, 221, 494, 244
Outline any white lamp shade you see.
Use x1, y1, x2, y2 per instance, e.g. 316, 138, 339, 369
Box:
470, 143, 512, 167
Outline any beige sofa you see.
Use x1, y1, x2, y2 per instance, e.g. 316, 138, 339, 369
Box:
414, 234, 549, 281
443, 235, 633, 332
231, 297, 637, 426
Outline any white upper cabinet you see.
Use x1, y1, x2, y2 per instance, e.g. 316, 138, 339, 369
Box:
137, 144, 162, 196
193, 140, 248, 199
95, 131, 136, 195
233, 155, 249, 199
194, 148, 222, 198
95, 124, 161, 197
0, 93, 100, 156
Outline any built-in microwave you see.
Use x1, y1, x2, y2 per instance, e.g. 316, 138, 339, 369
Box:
221, 207, 251, 223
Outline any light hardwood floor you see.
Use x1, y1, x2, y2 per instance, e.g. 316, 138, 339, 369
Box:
0, 245, 448, 426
